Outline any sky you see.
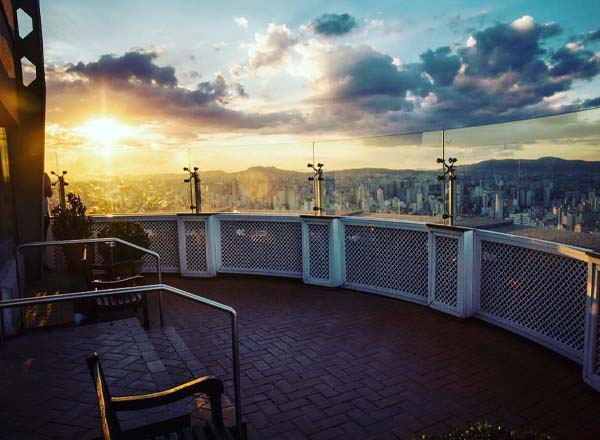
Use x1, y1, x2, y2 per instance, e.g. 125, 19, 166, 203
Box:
38, 0, 600, 175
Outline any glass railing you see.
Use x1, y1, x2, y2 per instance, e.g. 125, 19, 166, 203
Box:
44, 107, 600, 249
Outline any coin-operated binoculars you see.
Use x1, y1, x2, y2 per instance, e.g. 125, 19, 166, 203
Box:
184, 166, 201, 214
50, 170, 68, 210
307, 162, 324, 216
436, 157, 458, 226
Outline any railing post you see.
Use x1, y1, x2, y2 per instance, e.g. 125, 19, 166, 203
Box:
176, 214, 217, 277
301, 216, 342, 287
427, 224, 476, 318
583, 252, 600, 391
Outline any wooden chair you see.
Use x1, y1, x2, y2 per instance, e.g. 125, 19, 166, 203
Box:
81, 246, 150, 329
87, 353, 232, 440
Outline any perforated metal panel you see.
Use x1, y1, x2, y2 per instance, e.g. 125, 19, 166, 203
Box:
219, 219, 303, 276
433, 235, 459, 308
179, 218, 209, 275
343, 224, 429, 300
479, 240, 587, 356
308, 223, 330, 281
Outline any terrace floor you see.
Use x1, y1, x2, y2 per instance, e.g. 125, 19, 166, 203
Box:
2, 274, 600, 439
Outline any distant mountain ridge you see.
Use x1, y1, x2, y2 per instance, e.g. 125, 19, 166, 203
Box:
461, 157, 600, 175
93, 157, 600, 181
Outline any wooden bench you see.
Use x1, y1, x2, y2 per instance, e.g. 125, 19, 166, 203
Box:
81, 246, 149, 329
87, 353, 232, 439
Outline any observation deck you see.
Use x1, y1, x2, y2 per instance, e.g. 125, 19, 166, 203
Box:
2, 213, 600, 439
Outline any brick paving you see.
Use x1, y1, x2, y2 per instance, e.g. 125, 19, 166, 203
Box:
1, 274, 600, 439
160, 275, 600, 440
0, 318, 201, 439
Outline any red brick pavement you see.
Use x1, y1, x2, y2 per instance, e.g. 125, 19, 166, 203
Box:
2, 274, 600, 439
160, 274, 600, 440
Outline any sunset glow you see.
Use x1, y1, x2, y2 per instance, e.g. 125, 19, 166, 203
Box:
40, 1, 600, 177
75, 117, 135, 145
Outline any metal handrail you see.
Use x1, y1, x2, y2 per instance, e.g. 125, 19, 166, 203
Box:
16, 238, 164, 326
0, 283, 244, 440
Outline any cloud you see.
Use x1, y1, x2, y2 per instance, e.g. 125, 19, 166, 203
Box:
231, 24, 297, 76
511, 15, 536, 32
312, 13, 358, 36
313, 45, 430, 113
67, 51, 177, 86
48, 50, 302, 133
583, 27, 600, 43
419, 47, 461, 86
300, 16, 599, 135
234, 16, 248, 28
550, 45, 599, 79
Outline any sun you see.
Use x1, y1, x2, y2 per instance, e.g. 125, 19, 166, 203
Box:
75, 117, 137, 158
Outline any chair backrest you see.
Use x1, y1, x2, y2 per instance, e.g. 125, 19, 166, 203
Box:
86, 353, 121, 440
81, 245, 95, 289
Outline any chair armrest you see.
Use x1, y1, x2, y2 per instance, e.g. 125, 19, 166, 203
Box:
92, 276, 145, 289
111, 376, 224, 411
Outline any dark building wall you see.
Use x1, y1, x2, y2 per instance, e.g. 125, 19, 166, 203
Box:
0, 0, 45, 280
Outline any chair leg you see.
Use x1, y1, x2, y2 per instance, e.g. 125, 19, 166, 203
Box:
209, 392, 224, 428
142, 296, 150, 330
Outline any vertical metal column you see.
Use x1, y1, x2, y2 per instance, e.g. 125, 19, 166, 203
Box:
50, 170, 68, 210
307, 162, 324, 216
436, 157, 458, 226
184, 166, 202, 214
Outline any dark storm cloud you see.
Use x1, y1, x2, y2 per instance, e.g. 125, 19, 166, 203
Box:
313, 17, 599, 134
67, 51, 177, 86
321, 45, 431, 109
53, 50, 300, 131
582, 97, 600, 107
458, 22, 558, 77
313, 13, 358, 36
550, 46, 599, 79
583, 28, 600, 42
420, 47, 461, 86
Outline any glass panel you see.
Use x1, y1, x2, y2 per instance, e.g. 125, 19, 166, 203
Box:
446, 108, 600, 247
314, 131, 444, 220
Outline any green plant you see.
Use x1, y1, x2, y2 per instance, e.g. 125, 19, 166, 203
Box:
98, 221, 151, 262
415, 422, 553, 440
51, 193, 93, 240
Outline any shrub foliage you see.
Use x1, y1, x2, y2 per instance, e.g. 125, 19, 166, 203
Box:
98, 221, 151, 262
417, 422, 553, 440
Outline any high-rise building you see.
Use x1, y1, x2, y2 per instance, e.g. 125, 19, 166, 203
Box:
494, 194, 504, 220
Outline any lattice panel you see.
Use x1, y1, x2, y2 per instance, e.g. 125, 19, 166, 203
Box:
47, 225, 66, 271
480, 240, 587, 354
344, 225, 429, 298
219, 220, 302, 274
308, 223, 330, 280
182, 220, 208, 273
92, 219, 179, 272
433, 235, 459, 307
137, 220, 179, 271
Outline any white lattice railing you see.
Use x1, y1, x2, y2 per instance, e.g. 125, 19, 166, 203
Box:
474, 230, 589, 362
43, 212, 600, 391
584, 253, 600, 390
215, 214, 303, 277
301, 216, 343, 287
341, 218, 430, 304
177, 215, 215, 277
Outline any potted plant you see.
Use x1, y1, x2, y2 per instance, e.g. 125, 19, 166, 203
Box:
51, 193, 94, 271
98, 221, 151, 275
